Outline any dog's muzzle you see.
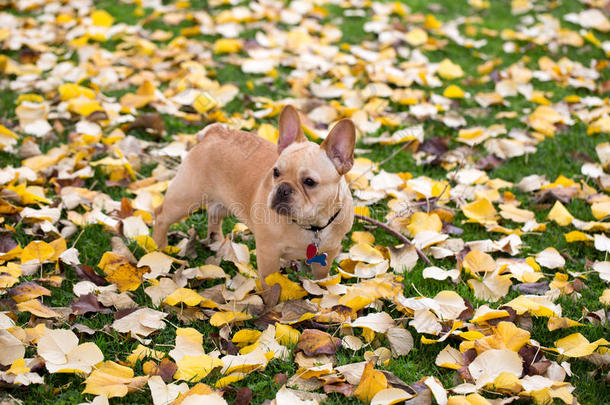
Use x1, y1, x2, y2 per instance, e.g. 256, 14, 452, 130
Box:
271, 183, 293, 215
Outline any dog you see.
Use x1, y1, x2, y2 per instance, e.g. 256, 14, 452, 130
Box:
152, 105, 355, 304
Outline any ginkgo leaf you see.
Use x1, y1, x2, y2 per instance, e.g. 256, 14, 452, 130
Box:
547, 201, 574, 226
0, 330, 25, 366
164, 288, 204, 307
16, 299, 61, 318
462, 250, 496, 275
462, 199, 499, 225
99, 252, 148, 292
209, 311, 252, 327
21, 240, 54, 264
468, 349, 523, 386
264, 272, 307, 301
275, 323, 300, 346
353, 361, 388, 403
37, 328, 103, 373
174, 354, 223, 382
82, 361, 148, 398
554, 333, 609, 357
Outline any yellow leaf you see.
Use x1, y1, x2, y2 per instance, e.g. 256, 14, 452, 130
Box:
126, 344, 165, 366
547, 201, 574, 226
98, 252, 148, 292
215, 372, 246, 388
404, 28, 428, 47
438, 59, 464, 80
120, 81, 156, 109
600, 289, 610, 305
407, 212, 442, 237
16, 299, 61, 318
213, 38, 242, 54
174, 354, 223, 382
9, 282, 51, 303
67, 97, 104, 116
564, 231, 593, 243
209, 311, 252, 327
351, 231, 375, 245
462, 249, 496, 275
164, 288, 203, 307
353, 361, 388, 403
257, 123, 279, 144
83, 361, 148, 398
193, 93, 218, 114
275, 323, 300, 346
493, 372, 522, 394
58, 83, 95, 101
354, 206, 370, 217
554, 333, 609, 357
232, 329, 262, 347
21, 241, 55, 264
548, 317, 582, 331
443, 85, 465, 99
475, 322, 530, 353
91, 10, 114, 27
7, 358, 30, 375
264, 272, 307, 301
462, 198, 498, 224
135, 235, 158, 252
592, 201, 610, 220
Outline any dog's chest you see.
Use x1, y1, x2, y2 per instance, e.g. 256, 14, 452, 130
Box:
278, 228, 336, 260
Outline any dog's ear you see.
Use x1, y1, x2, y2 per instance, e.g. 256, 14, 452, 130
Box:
278, 105, 306, 153
321, 119, 356, 175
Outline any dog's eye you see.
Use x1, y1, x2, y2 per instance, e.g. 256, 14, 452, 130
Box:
303, 178, 316, 187
273, 168, 280, 178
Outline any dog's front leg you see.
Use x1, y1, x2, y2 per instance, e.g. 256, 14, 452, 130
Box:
255, 240, 281, 306
311, 246, 340, 280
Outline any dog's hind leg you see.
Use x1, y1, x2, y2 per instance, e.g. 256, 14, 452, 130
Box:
203, 202, 230, 244
152, 168, 205, 249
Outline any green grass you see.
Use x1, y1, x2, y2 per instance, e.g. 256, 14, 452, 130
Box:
1, 0, 609, 404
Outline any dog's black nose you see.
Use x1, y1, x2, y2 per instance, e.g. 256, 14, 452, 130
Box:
276, 183, 292, 199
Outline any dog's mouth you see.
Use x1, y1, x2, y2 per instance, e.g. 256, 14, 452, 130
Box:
271, 201, 292, 216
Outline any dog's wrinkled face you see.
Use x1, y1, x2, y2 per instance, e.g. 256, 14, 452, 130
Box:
268, 106, 355, 225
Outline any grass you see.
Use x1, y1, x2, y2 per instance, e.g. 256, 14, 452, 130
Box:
1, 0, 609, 404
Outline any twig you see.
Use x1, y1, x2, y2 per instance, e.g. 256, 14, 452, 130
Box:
354, 214, 431, 265
348, 140, 416, 186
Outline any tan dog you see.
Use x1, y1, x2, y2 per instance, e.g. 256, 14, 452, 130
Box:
152, 106, 355, 302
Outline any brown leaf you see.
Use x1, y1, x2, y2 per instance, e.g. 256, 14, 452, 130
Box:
235, 387, 253, 405
75, 264, 108, 286
403, 380, 433, 405
297, 329, 342, 356
154, 358, 178, 383
128, 113, 166, 134
273, 373, 287, 385
0, 232, 17, 253
71, 293, 111, 316
9, 282, 51, 303
511, 281, 549, 295
323, 383, 354, 397
476, 154, 504, 170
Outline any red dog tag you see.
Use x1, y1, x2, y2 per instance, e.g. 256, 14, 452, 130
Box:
306, 244, 317, 260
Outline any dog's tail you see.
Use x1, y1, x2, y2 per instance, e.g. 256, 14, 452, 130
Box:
196, 122, 227, 143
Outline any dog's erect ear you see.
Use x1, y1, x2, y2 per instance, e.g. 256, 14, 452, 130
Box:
278, 105, 306, 153
321, 119, 356, 175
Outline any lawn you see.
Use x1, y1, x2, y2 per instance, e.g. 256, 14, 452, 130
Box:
0, 0, 609, 404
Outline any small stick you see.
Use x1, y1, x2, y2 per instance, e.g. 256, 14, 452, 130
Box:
354, 214, 432, 265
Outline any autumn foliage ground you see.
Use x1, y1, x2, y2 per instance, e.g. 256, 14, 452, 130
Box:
0, 0, 610, 404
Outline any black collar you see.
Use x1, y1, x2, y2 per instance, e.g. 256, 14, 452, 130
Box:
302, 209, 342, 233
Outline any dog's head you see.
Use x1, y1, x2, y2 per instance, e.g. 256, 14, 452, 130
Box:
269, 105, 355, 225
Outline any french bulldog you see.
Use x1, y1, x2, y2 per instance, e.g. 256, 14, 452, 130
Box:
152, 105, 355, 303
